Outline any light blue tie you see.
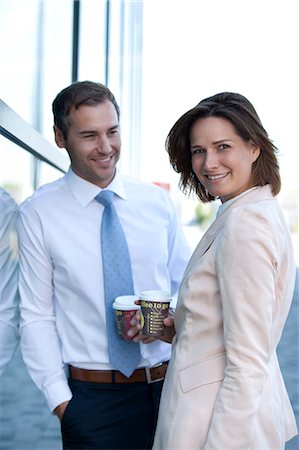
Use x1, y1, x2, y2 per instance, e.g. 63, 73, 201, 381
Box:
96, 190, 141, 377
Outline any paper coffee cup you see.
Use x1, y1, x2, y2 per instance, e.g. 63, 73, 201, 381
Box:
112, 295, 140, 340
140, 290, 171, 337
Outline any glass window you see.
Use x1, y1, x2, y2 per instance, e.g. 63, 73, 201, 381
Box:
0, 0, 73, 142
0, 136, 34, 203
78, 0, 107, 83
38, 161, 65, 188
0, 1, 38, 124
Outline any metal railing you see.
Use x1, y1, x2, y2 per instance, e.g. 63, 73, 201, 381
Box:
0, 99, 69, 173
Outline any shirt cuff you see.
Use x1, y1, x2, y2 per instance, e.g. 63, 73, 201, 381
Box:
44, 379, 73, 413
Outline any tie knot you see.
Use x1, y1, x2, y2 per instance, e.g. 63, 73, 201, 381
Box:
95, 190, 115, 207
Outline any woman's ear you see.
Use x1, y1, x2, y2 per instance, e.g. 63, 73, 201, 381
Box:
53, 126, 66, 148
250, 141, 261, 163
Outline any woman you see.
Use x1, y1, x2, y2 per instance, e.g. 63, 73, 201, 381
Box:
152, 92, 297, 449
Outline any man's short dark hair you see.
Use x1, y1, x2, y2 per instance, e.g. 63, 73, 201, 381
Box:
52, 80, 120, 138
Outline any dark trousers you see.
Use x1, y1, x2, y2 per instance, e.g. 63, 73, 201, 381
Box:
61, 378, 163, 450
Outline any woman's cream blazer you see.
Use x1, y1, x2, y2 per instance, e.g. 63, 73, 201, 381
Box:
153, 185, 297, 450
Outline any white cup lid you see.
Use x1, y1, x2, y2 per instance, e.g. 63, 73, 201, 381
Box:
139, 290, 171, 302
112, 295, 140, 310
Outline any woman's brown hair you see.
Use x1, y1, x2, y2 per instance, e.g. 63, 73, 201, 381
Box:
166, 92, 281, 202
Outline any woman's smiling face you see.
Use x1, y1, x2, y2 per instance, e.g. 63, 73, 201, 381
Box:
190, 116, 261, 203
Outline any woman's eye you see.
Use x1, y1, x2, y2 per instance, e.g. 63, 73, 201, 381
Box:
191, 148, 205, 155
218, 144, 229, 150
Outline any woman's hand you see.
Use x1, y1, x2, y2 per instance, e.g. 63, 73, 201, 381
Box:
127, 307, 176, 344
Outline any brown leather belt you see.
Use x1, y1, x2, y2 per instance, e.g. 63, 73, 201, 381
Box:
69, 362, 168, 384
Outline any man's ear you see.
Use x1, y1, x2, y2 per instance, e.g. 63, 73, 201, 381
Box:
53, 126, 66, 148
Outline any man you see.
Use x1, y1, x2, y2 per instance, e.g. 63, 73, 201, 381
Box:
0, 187, 18, 376
17, 81, 190, 449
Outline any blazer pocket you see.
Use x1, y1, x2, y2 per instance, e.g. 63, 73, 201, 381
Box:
179, 352, 226, 393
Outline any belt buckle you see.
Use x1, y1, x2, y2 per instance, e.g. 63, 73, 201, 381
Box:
145, 366, 164, 384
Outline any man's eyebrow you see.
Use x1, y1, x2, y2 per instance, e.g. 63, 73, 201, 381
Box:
77, 124, 119, 135
77, 130, 96, 135
108, 124, 119, 131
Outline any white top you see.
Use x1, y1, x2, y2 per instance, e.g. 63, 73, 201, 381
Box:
17, 168, 191, 411
217, 186, 259, 217
0, 188, 19, 376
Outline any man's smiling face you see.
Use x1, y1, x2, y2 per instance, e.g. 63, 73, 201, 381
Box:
54, 100, 121, 188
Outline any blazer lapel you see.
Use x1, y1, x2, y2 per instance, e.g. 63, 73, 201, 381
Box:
182, 210, 228, 283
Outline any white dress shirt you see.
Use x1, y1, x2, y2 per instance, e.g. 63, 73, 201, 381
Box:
0, 188, 19, 376
17, 168, 191, 411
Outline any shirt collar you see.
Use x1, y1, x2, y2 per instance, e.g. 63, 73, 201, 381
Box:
65, 167, 127, 208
